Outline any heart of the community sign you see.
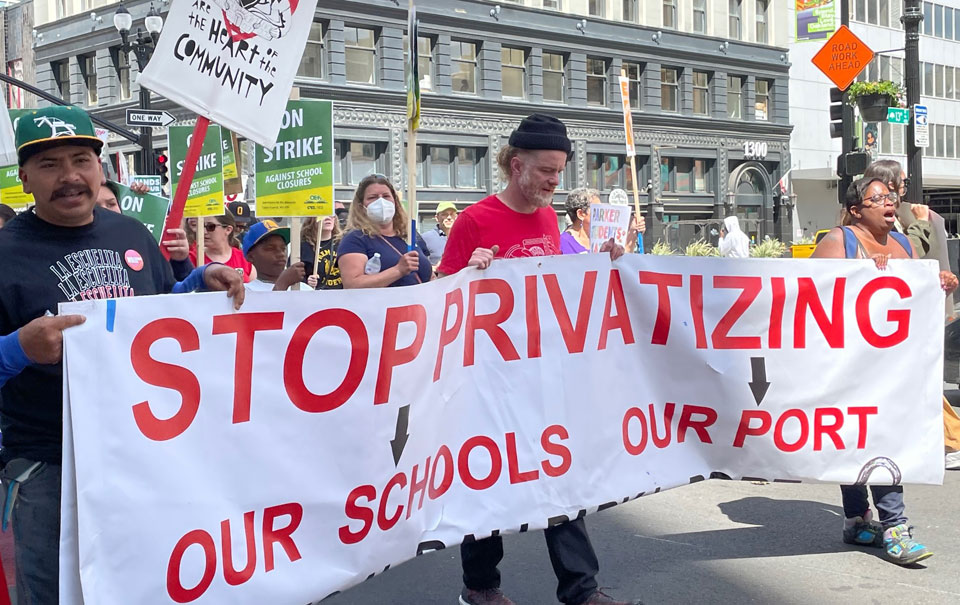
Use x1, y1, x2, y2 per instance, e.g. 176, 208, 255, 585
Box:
138, 0, 318, 148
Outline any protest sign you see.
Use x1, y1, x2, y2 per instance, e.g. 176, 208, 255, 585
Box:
61, 255, 944, 604
0, 164, 32, 209
137, 0, 320, 149
254, 100, 334, 217
169, 124, 224, 218
221, 127, 243, 195
589, 202, 631, 252
0, 96, 16, 166
112, 181, 170, 244
134, 175, 164, 197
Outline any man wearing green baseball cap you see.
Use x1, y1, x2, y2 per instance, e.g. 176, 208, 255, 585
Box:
0, 105, 245, 603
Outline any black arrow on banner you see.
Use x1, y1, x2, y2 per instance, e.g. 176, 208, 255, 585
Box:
749, 357, 770, 406
390, 405, 410, 466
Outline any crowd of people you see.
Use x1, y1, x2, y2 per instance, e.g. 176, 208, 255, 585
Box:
0, 104, 957, 605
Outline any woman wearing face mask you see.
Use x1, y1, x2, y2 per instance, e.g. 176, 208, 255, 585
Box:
338, 174, 433, 288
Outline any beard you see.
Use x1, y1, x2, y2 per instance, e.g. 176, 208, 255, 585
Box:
517, 170, 554, 208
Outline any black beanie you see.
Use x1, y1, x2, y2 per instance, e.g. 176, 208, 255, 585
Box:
508, 114, 572, 157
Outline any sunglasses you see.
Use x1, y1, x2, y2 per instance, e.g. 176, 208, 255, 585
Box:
204, 223, 222, 233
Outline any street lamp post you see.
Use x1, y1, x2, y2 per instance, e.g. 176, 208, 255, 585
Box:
114, 3, 163, 175
902, 0, 924, 204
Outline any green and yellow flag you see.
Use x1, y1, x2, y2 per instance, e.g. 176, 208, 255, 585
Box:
406, 4, 421, 131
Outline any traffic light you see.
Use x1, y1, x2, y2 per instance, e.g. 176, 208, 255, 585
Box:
838, 151, 871, 178
829, 87, 844, 139
156, 153, 169, 188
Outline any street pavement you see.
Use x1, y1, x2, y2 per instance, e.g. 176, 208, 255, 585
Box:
325, 404, 960, 605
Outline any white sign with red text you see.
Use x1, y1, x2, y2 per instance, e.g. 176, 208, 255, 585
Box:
60, 255, 944, 605
137, 0, 319, 148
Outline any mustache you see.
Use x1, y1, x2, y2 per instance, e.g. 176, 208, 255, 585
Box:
53, 185, 92, 200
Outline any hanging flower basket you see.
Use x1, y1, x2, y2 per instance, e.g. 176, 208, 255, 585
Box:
846, 80, 905, 123
856, 93, 896, 122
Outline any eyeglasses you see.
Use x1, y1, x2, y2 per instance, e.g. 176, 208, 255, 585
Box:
204, 223, 221, 233
861, 193, 897, 207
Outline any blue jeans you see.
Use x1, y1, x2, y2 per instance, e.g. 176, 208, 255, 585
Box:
840, 484, 907, 528
1, 459, 60, 605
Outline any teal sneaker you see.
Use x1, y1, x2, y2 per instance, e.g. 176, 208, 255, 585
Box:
882, 524, 933, 565
842, 509, 883, 546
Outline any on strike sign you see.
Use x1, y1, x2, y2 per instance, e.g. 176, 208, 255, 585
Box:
137, 0, 320, 148
60, 255, 944, 604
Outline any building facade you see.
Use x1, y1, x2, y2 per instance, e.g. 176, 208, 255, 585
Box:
789, 1, 960, 238
29, 0, 793, 248
2, 0, 37, 110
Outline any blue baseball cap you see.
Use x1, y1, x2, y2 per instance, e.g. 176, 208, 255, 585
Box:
242, 219, 290, 257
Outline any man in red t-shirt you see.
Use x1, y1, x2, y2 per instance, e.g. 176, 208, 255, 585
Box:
440, 114, 634, 605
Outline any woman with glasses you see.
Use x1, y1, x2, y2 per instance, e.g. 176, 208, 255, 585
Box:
862, 160, 933, 256
188, 213, 256, 283
812, 176, 956, 567
338, 174, 433, 288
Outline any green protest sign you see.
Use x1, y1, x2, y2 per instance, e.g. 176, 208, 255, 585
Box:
220, 126, 243, 196
169, 124, 224, 217
112, 181, 169, 244
255, 100, 333, 217
0, 164, 32, 209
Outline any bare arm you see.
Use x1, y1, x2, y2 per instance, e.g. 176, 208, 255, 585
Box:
810, 227, 845, 259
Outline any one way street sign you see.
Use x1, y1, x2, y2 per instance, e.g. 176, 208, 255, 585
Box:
126, 109, 176, 128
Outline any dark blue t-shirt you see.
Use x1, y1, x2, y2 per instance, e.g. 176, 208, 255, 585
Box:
337, 230, 432, 287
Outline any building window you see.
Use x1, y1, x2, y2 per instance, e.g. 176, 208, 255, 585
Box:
879, 0, 889, 27
948, 125, 956, 159
727, 75, 743, 119
113, 47, 131, 101
936, 64, 945, 98
335, 141, 387, 185
298, 21, 325, 79
451, 41, 478, 95
543, 0, 561, 9
543, 52, 566, 103
947, 7, 954, 39
729, 0, 742, 40
923, 62, 934, 97
80, 54, 98, 106
416, 145, 485, 189
623, 0, 638, 22
587, 58, 607, 106
586, 153, 631, 191
693, 0, 707, 34
756, 0, 769, 44
879, 122, 905, 155
923, 2, 932, 36
661, 67, 679, 112
623, 61, 642, 109
935, 124, 944, 158
935, 3, 944, 37
661, 158, 712, 192
404, 35, 435, 91
589, 0, 604, 17
947, 66, 955, 100
663, 0, 677, 29
755, 79, 771, 121
344, 26, 376, 84
501, 47, 526, 99
693, 71, 710, 115
52, 60, 70, 101
867, 0, 878, 24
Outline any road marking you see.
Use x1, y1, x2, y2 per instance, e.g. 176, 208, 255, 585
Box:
632, 534, 700, 548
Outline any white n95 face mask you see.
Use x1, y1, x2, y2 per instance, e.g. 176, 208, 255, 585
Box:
367, 197, 396, 225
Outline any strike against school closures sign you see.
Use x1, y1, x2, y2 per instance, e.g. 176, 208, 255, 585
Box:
60, 255, 945, 604
137, 0, 321, 148
169, 124, 224, 218
254, 100, 334, 217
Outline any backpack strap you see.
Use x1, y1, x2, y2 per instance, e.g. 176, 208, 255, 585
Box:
840, 227, 861, 259
889, 231, 914, 257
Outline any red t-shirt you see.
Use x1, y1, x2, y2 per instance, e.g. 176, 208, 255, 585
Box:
189, 245, 254, 283
438, 194, 561, 275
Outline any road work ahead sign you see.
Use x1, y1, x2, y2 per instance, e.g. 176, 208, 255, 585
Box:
812, 25, 874, 91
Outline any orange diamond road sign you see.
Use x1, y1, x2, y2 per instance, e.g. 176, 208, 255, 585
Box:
812, 25, 874, 91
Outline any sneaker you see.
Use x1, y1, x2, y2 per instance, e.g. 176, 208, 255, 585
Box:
882, 524, 933, 565
576, 589, 644, 605
842, 509, 883, 546
459, 587, 515, 605
946, 450, 960, 470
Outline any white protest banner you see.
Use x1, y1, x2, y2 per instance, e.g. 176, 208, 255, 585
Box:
137, 0, 319, 149
61, 255, 944, 604
589, 203, 631, 252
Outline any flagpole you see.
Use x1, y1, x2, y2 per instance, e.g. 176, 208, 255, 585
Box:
406, 0, 420, 252
619, 68, 643, 254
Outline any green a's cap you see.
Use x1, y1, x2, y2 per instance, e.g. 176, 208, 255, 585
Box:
15, 105, 103, 166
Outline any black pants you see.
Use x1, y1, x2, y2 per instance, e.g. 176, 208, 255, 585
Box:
461, 517, 599, 605
840, 484, 907, 527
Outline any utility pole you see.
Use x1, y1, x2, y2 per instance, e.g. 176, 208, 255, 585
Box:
838, 0, 856, 204
902, 0, 923, 204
